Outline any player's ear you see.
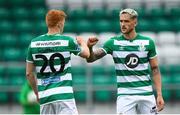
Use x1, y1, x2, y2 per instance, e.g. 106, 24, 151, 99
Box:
134, 19, 138, 27
59, 21, 65, 28
57, 24, 60, 28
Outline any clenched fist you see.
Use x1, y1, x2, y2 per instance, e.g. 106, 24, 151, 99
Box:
87, 36, 99, 47
76, 36, 85, 45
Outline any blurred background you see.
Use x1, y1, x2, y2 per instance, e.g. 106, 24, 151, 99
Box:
0, 0, 180, 114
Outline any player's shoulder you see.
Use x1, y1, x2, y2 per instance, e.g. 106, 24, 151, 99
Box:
31, 34, 74, 41
104, 34, 123, 44
110, 34, 124, 40
58, 34, 76, 43
31, 34, 46, 42
61, 34, 74, 40
138, 34, 153, 41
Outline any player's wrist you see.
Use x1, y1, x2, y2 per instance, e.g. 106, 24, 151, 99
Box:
88, 45, 93, 50
87, 42, 93, 48
79, 40, 86, 46
157, 92, 162, 97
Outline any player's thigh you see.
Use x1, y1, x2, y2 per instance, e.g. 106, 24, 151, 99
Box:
57, 100, 78, 114
40, 100, 78, 114
137, 95, 158, 114
40, 103, 55, 114
117, 96, 137, 114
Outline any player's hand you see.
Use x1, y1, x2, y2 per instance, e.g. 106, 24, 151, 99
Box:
28, 91, 37, 103
76, 36, 85, 45
156, 95, 165, 112
87, 36, 99, 47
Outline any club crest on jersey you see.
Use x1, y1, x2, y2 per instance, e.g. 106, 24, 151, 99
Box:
138, 43, 146, 51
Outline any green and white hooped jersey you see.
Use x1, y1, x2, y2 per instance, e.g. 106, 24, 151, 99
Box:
26, 34, 81, 105
102, 34, 157, 96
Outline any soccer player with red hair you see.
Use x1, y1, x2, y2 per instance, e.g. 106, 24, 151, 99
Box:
26, 9, 89, 114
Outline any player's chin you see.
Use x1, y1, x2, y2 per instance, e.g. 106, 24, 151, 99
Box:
121, 29, 127, 33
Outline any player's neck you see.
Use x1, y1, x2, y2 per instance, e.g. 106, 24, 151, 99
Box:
123, 30, 137, 40
47, 27, 62, 35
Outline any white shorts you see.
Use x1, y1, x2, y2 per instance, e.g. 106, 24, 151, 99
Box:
117, 95, 158, 114
40, 99, 78, 114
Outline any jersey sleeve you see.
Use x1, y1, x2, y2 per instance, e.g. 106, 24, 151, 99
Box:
148, 39, 157, 59
69, 37, 81, 55
102, 39, 113, 54
26, 43, 34, 63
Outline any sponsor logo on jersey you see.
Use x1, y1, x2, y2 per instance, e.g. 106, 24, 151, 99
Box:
31, 40, 69, 48
125, 53, 139, 68
41, 76, 61, 86
36, 41, 61, 47
139, 43, 146, 51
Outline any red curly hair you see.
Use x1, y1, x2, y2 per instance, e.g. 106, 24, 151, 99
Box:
46, 9, 66, 28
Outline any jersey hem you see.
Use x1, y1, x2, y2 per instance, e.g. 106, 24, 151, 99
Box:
117, 92, 154, 96
40, 98, 75, 106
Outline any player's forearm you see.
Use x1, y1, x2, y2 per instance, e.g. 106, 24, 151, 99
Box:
86, 47, 106, 63
79, 42, 90, 58
26, 72, 38, 96
152, 66, 162, 96
86, 46, 96, 62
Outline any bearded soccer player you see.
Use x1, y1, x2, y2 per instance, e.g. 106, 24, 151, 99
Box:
26, 9, 89, 114
86, 8, 164, 114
